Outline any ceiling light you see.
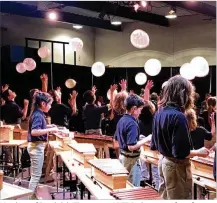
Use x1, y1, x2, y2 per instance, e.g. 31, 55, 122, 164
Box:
165, 8, 177, 19
141, 1, 147, 7
134, 4, 140, 12
48, 11, 58, 21
73, 25, 83, 29
111, 20, 122, 25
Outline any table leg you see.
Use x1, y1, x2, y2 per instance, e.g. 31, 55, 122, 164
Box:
194, 183, 197, 199
56, 155, 59, 193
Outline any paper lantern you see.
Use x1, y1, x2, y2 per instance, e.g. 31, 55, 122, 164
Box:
91, 62, 105, 77
65, 79, 76, 89
130, 29, 150, 49
16, 63, 26, 73
162, 81, 168, 89
38, 46, 51, 59
144, 59, 161, 76
135, 72, 147, 85
190, 56, 209, 77
70, 38, 83, 51
180, 63, 195, 80
23, 58, 36, 71
107, 89, 118, 100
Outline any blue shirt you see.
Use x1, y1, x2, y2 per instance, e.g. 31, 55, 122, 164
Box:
150, 106, 192, 160
28, 109, 47, 142
114, 114, 140, 152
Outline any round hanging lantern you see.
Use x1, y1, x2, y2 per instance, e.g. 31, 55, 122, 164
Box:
38, 46, 51, 59
91, 62, 105, 77
144, 59, 161, 76
135, 72, 147, 85
65, 79, 77, 89
180, 63, 195, 80
190, 56, 209, 77
16, 63, 26, 73
107, 89, 118, 100
130, 29, 150, 49
70, 38, 83, 51
162, 81, 168, 89
23, 58, 36, 71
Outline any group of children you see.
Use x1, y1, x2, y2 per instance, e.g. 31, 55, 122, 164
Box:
1, 73, 216, 200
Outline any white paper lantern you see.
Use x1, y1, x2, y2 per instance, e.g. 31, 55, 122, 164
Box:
130, 29, 150, 49
180, 63, 195, 80
16, 63, 26, 73
144, 59, 161, 76
135, 72, 147, 85
23, 58, 36, 71
70, 38, 83, 52
65, 79, 76, 88
107, 89, 118, 100
38, 46, 51, 59
190, 56, 209, 77
162, 81, 168, 89
91, 62, 105, 77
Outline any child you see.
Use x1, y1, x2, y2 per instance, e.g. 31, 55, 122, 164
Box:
27, 92, 58, 199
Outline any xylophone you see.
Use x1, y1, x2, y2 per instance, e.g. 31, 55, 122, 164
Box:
68, 143, 96, 168
110, 186, 162, 200
191, 152, 215, 180
88, 159, 129, 190
142, 142, 159, 165
74, 133, 119, 158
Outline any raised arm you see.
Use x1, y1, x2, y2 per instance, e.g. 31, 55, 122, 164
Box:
40, 73, 48, 92
119, 79, 127, 93
68, 90, 78, 115
143, 80, 153, 101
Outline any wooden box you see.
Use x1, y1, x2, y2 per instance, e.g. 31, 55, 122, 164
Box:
54, 132, 73, 150
88, 159, 129, 190
13, 129, 27, 140
143, 143, 159, 160
0, 125, 14, 142
68, 143, 96, 168
191, 156, 214, 180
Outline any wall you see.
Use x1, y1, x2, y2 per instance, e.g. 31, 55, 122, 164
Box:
95, 16, 216, 67
0, 14, 95, 66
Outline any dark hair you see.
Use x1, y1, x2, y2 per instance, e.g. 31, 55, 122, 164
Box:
139, 103, 153, 125
124, 94, 144, 111
159, 75, 195, 111
207, 97, 216, 107
150, 92, 158, 102
83, 90, 95, 104
2, 89, 9, 101
29, 92, 53, 118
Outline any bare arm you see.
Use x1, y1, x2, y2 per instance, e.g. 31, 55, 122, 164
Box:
22, 99, 29, 119
186, 147, 210, 158
31, 127, 58, 136
143, 80, 153, 101
40, 73, 48, 92
68, 90, 78, 115
128, 135, 152, 151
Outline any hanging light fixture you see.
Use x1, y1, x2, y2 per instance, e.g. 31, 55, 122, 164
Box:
165, 7, 177, 19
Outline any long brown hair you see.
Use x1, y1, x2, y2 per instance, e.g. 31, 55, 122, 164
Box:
159, 75, 195, 111
113, 91, 128, 115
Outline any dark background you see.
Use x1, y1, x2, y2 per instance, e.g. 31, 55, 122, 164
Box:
1, 45, 216, 108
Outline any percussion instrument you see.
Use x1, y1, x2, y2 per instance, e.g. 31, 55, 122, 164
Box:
142, 142, 159, 165
88, 159, 128, 190
191, 152, 215, 180
110, 186, 162, 200
68, 143, 96, 168
0, 125, 14, 142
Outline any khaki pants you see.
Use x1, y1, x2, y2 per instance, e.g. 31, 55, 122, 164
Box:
159, 155, 192, 200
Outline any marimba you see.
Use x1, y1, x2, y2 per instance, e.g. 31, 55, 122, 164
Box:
142, 142, 159, 165
110, 186, 162, 200
68, 143, 96, 168
88, 159, 129, 190
191, 152, 215, 180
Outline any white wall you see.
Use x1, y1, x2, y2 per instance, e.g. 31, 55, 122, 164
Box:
1, 14, 95, 66
95, 16, 216, 67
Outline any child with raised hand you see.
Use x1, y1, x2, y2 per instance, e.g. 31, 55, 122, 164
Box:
27, 92, 58, 199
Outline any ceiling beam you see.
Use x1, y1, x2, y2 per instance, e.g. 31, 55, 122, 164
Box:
54, 1, 170, 27
0, 1, 122, 32
163, 1, 216, 18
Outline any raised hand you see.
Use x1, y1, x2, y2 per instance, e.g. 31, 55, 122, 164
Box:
91, 86, 97, 94
110, 84, 118, 93
145, 80, 154, 90
119, 79, 127, 91
40, 73, 48, 82
23, 99, 29, 106
70, 90, 78, 100
2, 84, 9, 92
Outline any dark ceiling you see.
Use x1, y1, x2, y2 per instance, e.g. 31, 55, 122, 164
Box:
0, 1, 216, 32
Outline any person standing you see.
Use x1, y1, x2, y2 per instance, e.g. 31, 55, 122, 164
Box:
151, 75, 210, 200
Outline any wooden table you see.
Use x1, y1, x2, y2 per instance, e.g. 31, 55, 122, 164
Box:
0, 182, 33, 199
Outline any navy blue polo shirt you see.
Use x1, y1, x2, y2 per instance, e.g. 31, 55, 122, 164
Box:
28, 109, 47, 142
150, 106, 192, 160
114, 114, 140, 152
